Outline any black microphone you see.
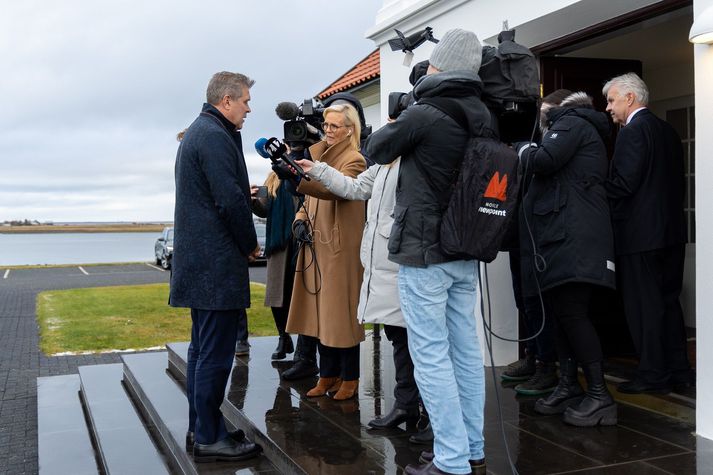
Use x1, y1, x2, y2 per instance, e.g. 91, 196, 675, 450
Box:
275, 102, 300, 120
256, 137, 310, 181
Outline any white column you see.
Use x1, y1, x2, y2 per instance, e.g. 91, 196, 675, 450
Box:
694, 0, 713, 441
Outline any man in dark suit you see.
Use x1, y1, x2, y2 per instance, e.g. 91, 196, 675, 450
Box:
603, 73, 692, 394
170, 71, 262, 462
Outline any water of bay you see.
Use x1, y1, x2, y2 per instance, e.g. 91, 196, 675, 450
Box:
0, 232, 162, 266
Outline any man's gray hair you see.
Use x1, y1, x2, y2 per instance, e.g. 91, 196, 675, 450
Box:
206, 71, 255, 105
602, 72, 649, 106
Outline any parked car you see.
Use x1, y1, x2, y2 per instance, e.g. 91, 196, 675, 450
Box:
155, 227, 173, 270
252, 218, 267, 265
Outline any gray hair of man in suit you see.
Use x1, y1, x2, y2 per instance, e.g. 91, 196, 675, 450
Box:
206, 71, 255, 105
602, 72, 649, 106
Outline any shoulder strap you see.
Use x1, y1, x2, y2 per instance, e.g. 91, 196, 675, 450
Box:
419, 97, 496, 139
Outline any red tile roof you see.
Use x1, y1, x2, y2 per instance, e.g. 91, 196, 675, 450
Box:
317, 49, 380, 99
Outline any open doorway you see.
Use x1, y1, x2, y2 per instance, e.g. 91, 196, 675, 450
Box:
535, 4, 696, 398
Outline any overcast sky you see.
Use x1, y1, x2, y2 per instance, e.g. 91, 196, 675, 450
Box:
0, 0, 383, 222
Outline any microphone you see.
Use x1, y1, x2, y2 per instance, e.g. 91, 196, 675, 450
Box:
254, 137, 310, 181
254, 137, 271, 159
275, 102, 300, 120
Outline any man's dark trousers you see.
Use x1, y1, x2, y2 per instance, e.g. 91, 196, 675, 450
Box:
187, 308, 240, 444
618, 244, 690, 384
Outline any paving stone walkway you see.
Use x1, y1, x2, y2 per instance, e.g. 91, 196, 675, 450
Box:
0, 264, 172, 474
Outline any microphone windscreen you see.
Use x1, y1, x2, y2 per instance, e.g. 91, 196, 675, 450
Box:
254, 138, 271, 158
275, 102, 300, 120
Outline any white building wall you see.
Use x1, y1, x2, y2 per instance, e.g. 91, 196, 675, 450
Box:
365, 0, 710, 394
694, 0, 713, 443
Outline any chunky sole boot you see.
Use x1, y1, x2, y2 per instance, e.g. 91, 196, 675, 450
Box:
534, 358, 584, 415
563, 360, 617, 427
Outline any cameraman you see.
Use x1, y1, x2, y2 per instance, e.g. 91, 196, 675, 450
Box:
365, 29, 488, 475
285, 103, 367, 401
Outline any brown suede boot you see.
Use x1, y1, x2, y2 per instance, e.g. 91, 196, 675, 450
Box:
327, 378, 343, 396
306, 377, 340, 397
333, 379, 359, 400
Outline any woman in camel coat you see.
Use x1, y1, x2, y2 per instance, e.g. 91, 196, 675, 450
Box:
286, 103, 366, 400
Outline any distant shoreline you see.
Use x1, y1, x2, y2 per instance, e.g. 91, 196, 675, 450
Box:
0, 224, 171, 234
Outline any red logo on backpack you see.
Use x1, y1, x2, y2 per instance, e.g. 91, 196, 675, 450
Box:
483, 171, 507, 202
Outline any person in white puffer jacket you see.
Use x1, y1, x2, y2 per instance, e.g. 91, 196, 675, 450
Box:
296, 157, 431, 437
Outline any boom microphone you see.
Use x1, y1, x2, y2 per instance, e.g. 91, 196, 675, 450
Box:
275, 102, 300, 120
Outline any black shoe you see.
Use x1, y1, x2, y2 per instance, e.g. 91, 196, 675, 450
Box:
409, 422, 434, 445
368, 406, 419, 429
281, 359, 319, 381
272, 333, 294, 360
193, 437, 261, 463
563, 361, 617, 427
185, 429, 245, 452
501, 354, 536, 381
419, 451, 486, 473
534, 358, 584, 415
235, 340, 250, 357
514, 361, 558, 396
617, 378, 672, 395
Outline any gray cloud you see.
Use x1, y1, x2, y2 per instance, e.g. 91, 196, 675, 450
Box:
0, 0, 381, 222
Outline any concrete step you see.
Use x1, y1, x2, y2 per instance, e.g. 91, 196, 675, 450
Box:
37, 374, 98, 475
167, 338, 417, 475
78, 363, 169, 474
122, 351, 278, 475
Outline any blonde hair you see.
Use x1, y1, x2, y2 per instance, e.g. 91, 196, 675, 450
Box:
323, 104, 361, 150
264, 171, 280, 197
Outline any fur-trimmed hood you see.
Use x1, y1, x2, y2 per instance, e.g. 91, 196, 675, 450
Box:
547, 92, 610, 139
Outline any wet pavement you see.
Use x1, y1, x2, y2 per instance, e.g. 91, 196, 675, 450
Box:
167, 336, 709, 475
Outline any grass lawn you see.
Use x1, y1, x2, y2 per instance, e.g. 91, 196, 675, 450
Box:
36, 282, 275, 355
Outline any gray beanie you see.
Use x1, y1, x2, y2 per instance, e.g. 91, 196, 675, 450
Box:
429, 28, 482, 72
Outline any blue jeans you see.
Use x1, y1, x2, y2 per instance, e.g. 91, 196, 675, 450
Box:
398, 260, 485, 474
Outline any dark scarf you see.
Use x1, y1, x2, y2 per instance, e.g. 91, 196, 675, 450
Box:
265, 181, 297, 256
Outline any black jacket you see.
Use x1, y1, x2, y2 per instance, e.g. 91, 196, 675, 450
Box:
170, 104, 257, 310
365, 70, 491, 267
605, 108, 686, 255
519, 103, 615, 295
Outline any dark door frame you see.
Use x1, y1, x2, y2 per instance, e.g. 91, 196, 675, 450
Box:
531, 0, 692, 56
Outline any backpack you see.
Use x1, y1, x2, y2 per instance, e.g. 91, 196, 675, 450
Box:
418, 97, 521, 263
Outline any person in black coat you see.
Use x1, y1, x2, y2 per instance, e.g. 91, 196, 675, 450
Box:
518, 90, 617, 427
170, 71, 261, 462
603, 73, 691, 394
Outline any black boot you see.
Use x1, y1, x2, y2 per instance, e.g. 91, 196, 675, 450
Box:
563, 360, 617, 426
272, 333, 295, 360
534, 358, 584, 415
281, 358, 319, 381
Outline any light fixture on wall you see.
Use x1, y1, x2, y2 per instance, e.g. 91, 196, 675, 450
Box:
690, 6, 713, 44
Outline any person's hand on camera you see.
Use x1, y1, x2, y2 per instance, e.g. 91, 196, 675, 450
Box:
250, 185, 260, 199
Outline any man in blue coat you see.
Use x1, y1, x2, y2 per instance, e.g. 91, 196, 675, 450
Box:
170, 71, 261, 462
604, 73, 692, 395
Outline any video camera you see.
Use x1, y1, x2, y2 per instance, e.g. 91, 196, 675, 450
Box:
275, 99, 325, 153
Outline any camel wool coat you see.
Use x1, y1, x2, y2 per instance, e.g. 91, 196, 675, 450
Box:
286, 138, 366, 348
